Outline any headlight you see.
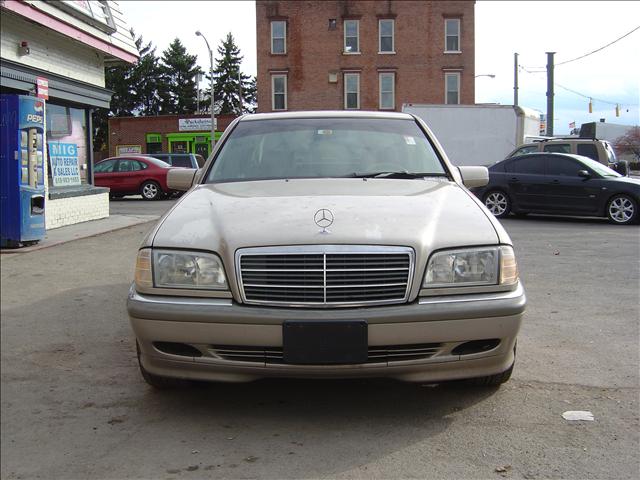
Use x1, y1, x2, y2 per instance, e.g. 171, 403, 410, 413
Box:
423, 246, 518, 288
135, 249, 228, 290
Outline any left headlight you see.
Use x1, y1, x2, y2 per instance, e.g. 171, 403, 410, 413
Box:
423, 246, 518, 288
135, 249, 228, 290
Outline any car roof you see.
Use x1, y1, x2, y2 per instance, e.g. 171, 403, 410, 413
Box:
100, 155, 170, 167
239, 110, 414, 122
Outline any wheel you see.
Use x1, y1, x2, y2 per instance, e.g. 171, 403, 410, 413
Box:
140, 181, 162, 200
468, 342, 516, 387
483, 190, 511, 218
606, 194, 638, 225
136, 342, 191, 388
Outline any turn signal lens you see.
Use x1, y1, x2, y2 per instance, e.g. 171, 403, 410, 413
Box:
134, 249, 153, 289
499, 246, 519, 285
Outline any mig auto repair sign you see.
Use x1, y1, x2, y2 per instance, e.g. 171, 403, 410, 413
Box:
48, 143, 81, 186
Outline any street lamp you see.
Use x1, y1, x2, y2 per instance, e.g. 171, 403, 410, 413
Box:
475, 74, 496, 78
195, 30, 215, 151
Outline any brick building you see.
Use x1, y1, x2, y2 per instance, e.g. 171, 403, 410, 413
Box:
256, 0, 475, 113
107, 114, 237, 159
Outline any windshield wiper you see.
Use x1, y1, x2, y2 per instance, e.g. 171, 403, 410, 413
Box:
350, 171, 445, 179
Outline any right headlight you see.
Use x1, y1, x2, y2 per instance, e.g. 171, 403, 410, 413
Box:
423, 246, 518, 288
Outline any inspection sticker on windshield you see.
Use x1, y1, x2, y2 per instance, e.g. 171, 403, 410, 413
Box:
317, 129, 333, 135
404, 136, 416, 145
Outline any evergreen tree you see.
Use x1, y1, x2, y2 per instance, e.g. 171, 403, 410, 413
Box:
206, 33, 256, 114
159, 38, 201, 114
131, 36, 162, 116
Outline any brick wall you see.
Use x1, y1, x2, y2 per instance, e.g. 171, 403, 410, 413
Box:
256, 0, 475, 112
45, 193, 109, 229
108, 114, 237, 157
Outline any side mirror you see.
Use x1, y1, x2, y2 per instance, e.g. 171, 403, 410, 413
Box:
458, 166, 489, 188
578, 170, 591, 179
167, 168, 197, 191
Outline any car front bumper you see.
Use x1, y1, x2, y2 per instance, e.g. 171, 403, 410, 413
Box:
127, 283, 526, 383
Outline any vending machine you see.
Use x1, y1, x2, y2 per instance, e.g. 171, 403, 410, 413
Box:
0, 94, 46, 247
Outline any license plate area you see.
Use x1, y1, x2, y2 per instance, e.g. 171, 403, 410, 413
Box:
283, 321, 368, 365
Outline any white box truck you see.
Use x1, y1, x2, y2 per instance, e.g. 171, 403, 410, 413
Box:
402, 104, 542, 166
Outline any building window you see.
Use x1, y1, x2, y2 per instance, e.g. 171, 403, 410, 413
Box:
445, 19, 461, 52
272, 74, 287, 110
445, 72, 460, 104
379, 19, 395, 53
45, 103, 88, 186
344, 20, 359, 53
344, 73, 360, 109
379, 72, 395, 110
146, 133, 162, 154
271, 21, 286, 54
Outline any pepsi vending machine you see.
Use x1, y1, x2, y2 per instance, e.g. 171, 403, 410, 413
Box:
0, 94, 46, 247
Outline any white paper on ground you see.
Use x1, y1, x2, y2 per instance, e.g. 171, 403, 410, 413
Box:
562, 410, 595, 421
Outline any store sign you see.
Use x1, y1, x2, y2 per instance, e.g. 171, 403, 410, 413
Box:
116, 145, 142, 155
178, 118, 217, 132
48, 142, 81, 187
56, 0, 117, 33
36, 77, 49, 100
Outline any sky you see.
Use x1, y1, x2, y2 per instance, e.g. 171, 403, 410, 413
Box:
119, 0, 640, 134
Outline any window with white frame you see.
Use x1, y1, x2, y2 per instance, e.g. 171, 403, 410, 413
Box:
379, 72, 395, 110
271, 74, 287, 110
344, 73, 360, 109
271, 21, 286, 54
445, 19, 460, 52
445, 72, 460, 104
344, 20, 359, 53
379, 19, 394, 53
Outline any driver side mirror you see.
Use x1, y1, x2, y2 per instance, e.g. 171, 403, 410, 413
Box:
167, 168, 198, 191
578, 170, 591, 179
458, 166, 489, 188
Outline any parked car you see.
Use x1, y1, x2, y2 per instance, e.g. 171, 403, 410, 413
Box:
94, 155, 177, 200
127, 111, 526, 389
505, 137, 629, 175
145, 153, 205, 169
474, 153, 640, 225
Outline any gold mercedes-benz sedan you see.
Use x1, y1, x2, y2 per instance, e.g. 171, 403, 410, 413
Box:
127, 111, 525, 388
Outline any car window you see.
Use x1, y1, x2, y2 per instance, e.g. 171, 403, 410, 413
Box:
547, 156, 582, 176
603, 142, 617, 163
576, 144, 599, 161
117, 159, 142, 172
195, 155, 206, 167
170, 157, 193, 168
136, 161, 148, 170
543, 143, 571, 153
506, 156, 545, 175
511, 145, 539, 157
94, 160, 116, 173
575, 156, 621, 178
206, 118, 447, 182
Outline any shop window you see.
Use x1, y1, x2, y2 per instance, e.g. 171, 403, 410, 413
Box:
46, 103, 88, 186
146, 133, 162, 154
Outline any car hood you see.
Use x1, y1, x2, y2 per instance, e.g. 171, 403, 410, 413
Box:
150, 178, 502, 298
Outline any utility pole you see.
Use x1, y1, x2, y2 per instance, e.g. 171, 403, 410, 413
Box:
196, 31, 216, 150
238, 72, 243, 115
546, 52, 555, 136
513, 52, 519, 106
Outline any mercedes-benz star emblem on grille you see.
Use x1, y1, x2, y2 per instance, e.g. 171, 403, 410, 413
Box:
314, 209, 334, 232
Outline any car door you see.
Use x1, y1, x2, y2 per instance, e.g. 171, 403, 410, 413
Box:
543, 155, 600, 214
114, 159, 139, 193
504, 155, 547, 210
93, 159, 118, 190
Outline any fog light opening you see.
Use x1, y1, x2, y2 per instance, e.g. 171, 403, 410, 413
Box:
452, 339, 501, 356
153, 342, 202, 357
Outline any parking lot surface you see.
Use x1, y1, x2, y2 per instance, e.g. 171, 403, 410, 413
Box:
1, 210, 638, 479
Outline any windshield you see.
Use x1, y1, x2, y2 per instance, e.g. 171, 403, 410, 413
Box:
205, 118, 447, 183
577, 156, 621, 177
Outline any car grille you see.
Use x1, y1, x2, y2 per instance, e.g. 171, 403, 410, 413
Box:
208, 343, 441, 364
236, 246, 414, 307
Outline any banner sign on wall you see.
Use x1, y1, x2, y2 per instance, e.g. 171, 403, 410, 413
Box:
48, 142, 81, 186
178, 118, 217, 131
116, 145, 142, 155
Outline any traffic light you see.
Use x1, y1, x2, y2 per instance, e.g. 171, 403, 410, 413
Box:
588, 99, 593, 113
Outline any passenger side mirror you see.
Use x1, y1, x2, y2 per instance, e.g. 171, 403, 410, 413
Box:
167, 168, 198, 191
458, 166, 489, 188
578, 170, 591, 179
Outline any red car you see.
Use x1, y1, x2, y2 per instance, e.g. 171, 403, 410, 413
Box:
94, 155, 177, 200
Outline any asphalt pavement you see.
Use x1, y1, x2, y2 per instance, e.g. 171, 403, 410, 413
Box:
1, 200, 638, 480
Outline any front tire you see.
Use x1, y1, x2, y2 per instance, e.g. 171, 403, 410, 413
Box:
140, 181, 162, 200
484, 190, 511, 218
606, 194, 638, 225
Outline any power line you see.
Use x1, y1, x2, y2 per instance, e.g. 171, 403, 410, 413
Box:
522, 25, 640, 70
